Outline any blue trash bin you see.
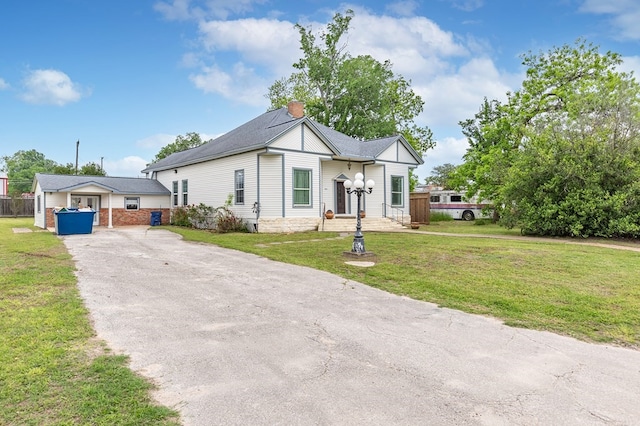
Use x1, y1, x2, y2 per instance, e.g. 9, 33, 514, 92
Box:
54, 209, 96, 235
150, 211, 162, 226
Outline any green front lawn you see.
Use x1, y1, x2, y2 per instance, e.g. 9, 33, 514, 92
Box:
168, 225, 640, 348
0, 218, 179, 426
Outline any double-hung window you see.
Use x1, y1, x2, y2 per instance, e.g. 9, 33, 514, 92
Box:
235, 170, 244, 204
391, 176, 404, 206
172, 181, 178, 206
182, 179, 188, 205
293, 168, 311, 207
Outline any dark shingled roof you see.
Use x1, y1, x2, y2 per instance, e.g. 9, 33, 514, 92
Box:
34, 173, 170, 194
142, 106, 423, 173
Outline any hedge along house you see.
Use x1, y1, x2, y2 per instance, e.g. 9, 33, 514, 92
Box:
33, 173, 171, 230
142, 101, 424, 233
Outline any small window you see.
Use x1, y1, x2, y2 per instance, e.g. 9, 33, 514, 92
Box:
182, 179, 188, 205
391, 176, 403, 206
293, 169, 311, 206
235, 170, 245, 205
125, 197, 140, 210
430, 195, 440, 203
37, 195, 41, 213
450, 195, 463, 202
172, 181, 178, 206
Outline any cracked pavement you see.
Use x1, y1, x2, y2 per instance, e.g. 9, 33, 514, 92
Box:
63, 227, 640, 425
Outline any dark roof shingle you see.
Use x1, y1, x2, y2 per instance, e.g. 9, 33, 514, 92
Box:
35, 173, 170, 194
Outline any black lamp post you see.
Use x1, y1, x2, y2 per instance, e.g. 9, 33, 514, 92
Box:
344, 172, 375, 255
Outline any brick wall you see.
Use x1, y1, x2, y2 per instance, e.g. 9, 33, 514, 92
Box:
46, 208, 170, 229
106, 208, 170, 226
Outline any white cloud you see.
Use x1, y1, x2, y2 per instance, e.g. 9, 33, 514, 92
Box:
189, 63, 269, 107
347, 9, 469, 77
155, 0, 267, 21
104, 156, 150, 177
619, 55, 640, 76
580, 0, 640, 40
135, 133, 176, 149
183, 5, 520, 149
20, 69, 86, 106
415, 135, 469, 181
0, 78, 9, 90
385, 1, 420, 17
448, 0, 484, 12
197, 18, 300, 75
136, 132, 222, 151
416, 57, 514, 127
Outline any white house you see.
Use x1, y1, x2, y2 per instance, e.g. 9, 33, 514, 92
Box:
142, 101, 424, 233
33, 174, 171, 230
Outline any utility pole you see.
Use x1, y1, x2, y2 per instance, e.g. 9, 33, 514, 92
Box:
100, 156, 104, 173
75, 140, 79, 175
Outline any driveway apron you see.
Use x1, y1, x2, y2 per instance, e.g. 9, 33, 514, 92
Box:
63, 227, 640, 425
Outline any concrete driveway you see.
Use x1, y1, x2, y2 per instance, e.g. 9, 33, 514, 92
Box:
63, 227, 640, 425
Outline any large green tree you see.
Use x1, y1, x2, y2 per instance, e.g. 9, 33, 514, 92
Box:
1, 150, 57, 194
266, 10, 434, 155
456, 40, 640, 237
425, 163, 458, 189
52, 162, 106, 176
2, 150, 108, 194
152, 132, 205, 163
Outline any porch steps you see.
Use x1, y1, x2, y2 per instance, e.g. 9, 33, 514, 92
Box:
318, 216, 407, 232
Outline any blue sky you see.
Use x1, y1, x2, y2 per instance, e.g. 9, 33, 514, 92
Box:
1, 0, 639, 182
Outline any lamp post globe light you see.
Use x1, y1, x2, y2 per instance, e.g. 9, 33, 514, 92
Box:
343, 172, 375, 256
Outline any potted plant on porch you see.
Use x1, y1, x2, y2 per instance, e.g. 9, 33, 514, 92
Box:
325, 210, 334, 219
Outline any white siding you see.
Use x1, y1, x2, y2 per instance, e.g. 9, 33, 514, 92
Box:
377, 144, 397, 161
270, 127, 302, 150
69, 184, 110, 194
302, 125, 333, 154
156, 151, 258, 218
109, 194, 169, 209
321, 161, 349, 213
382, 162, 411, 220
362, 165, 385, 218
282, 151, 321, 217
258, 154, 283, 217
398, 142, 417, 163
33, 182, 45, 228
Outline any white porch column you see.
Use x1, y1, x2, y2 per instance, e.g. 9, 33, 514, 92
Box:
66, 193, 71, 207
108, 192, 113, 228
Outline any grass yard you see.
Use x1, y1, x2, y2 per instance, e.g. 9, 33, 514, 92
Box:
168, 223, 640, 348
2, 217, 638, 424
0, 218, 179, 426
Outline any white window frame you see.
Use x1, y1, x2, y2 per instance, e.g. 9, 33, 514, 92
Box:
124, 197, 140, 211
391, 175, 404, 207
172, 181, 178, 206
235, 170, 245, 205
182, 179, 188, 206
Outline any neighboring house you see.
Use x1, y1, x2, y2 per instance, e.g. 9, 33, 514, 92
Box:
0, 173, 7, 197
142, 101, 424, 233
33, 174, 171, 230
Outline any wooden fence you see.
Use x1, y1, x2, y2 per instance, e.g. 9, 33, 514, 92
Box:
0, 197, 35, 217
409, 192, 430, 224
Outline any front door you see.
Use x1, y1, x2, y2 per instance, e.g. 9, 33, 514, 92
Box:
71, 195, 100, 225
336, 181, 346, 214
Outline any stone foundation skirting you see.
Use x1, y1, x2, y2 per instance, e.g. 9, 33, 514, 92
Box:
257, 217, 321, 233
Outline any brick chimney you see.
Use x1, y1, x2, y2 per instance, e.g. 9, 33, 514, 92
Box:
287, 101, 304, 118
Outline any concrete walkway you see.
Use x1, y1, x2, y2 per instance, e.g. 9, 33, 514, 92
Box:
63, 227, 640, 425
